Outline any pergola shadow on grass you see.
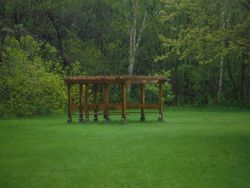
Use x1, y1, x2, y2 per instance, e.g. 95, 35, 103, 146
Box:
64, 76, 166, 124
66, 119, 165, 126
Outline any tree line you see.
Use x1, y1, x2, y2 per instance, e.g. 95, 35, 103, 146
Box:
0, 0, 249, 116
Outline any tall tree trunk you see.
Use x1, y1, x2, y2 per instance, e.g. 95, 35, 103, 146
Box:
217, 55, 224, 102
124, 0, 146, 76
124, 0, 146, 94
217, 1, 228, 103
128, 21, 136, 75
46, 11, 71, 74
127, 16, 146, 76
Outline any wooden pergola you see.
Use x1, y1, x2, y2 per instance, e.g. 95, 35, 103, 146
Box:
64, 76, 166, 123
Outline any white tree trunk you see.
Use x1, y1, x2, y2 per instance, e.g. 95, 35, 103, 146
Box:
125, 0, 146, 76
123, 0, 146, 93
217, 0, 228, 103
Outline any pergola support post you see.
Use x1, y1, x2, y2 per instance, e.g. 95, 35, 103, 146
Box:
79, 84, 84, 123
85, 84, 90, 123
159, 83, 163, 122
94, 84, 99, 122
103, 84, 110, 122
140, 84, 145, 122
67, 84, 72, 124
121, 83, 127, 124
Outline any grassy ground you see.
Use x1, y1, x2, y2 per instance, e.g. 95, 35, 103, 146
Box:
0, 109, 250, 188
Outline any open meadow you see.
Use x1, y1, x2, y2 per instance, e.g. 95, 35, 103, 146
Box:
0, 109, 250, 188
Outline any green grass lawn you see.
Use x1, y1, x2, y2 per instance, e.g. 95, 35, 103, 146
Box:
0, 109, 250, 188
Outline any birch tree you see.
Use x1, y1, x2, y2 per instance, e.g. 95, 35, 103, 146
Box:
217, 0, 230, 103
123, 0, 147, 76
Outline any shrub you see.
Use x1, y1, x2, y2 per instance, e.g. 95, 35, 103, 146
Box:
0, 35, 66, 116
145, 71, 174, 104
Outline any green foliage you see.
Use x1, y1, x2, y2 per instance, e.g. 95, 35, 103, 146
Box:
0, 0, 249, 112
81, 47, 102, 74
158, 0, 250, 105
145, 71, 174, 103
0, 36, 66, 116
63, 39, 103, 75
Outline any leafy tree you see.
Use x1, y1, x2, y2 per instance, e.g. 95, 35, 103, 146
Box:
0, 35, 66, 116
158, 0, 250, 105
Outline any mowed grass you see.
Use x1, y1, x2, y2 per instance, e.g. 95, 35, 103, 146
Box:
0, 109, 250, 188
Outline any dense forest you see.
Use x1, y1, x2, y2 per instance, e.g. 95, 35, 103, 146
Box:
0, 0, 249, 116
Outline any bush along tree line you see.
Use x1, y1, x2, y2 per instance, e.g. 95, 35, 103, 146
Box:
0, 0, 249, 116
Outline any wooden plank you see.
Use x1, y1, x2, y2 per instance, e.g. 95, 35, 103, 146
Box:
109, 104, 121, 110
88, 104, 105, 110
124, 80, 161, 84
123, 75, 166, 80
128, 104, 160, 109
88, 103, 160, 110
89, 103, 119, 110
71, 104, 80, 111
64, 75, 167, 85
